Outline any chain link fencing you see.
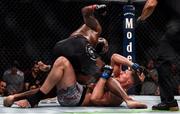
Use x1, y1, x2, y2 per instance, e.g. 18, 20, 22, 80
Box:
0, 0, 166, 81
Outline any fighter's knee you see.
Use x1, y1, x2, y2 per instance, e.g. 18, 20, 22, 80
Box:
54, 56, 71, 67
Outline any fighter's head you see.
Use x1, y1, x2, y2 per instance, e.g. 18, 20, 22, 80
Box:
129, 66, 147, 86
123, 67, 147, 89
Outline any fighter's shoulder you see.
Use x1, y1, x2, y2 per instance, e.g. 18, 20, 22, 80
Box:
71, 24, 87, 36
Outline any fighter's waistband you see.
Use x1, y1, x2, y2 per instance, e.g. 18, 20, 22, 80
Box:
76, 85, 87, 106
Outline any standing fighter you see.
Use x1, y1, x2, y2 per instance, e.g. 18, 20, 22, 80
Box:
138, 0, 179, 111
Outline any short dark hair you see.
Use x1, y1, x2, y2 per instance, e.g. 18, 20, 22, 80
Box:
131, 66, 148, 85
131, 70, 142, 85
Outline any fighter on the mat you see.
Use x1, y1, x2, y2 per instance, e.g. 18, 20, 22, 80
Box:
4, 53, 147, 108
3, 4, 147, 108
81, 53, 147, 107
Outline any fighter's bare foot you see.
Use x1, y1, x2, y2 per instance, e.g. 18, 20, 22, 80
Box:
126, 100, 147, 109
3, 95, 15, 107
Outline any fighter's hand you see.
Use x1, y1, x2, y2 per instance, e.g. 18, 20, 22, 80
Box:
94, 4, 107, 15
95, 4, 106, 10
38, 61, 51, 72
100, 65, 113, 79
132, 63, 143, 74
132, 63, 148, 78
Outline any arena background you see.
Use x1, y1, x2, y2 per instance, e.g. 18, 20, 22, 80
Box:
0, 0, 167, 91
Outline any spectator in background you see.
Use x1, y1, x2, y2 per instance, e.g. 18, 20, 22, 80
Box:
0, 80, 6, 95
141, 59, 158, 95
2, 60, 24, 96
24, 61, 51, 91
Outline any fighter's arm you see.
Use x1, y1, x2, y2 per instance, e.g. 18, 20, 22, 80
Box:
111, 53, 146, 80
90, 76, 132, 106
111, 53, 134, 69
90, 64, 147, 108
88, 64, 113, 105
90, 78, 109, 106
107, 77, 147, 109
96, 57, 105, 69
138, 0, 158, 21
94, 56, 133, 104
81, 5, 104, 35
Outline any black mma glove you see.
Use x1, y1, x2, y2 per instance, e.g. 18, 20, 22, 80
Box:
94, 4, 107, 15
95, 4, 106, 10
100, 65, 113, 79
131, 63, 140, 71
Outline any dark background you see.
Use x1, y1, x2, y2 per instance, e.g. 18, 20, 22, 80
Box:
0, 0, 166, 78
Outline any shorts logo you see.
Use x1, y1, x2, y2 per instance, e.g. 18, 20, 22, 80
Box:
85, 44, 96, 61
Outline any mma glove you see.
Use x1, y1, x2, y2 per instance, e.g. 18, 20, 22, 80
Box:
100, 65, 113, 79
131, 63, 140, 70
132, 63, 148, 76
94, 4, 107, 15
95, 4, 106, 10
132, 63, 143, 73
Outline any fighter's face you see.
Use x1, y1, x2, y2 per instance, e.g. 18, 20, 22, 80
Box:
128, 69, 145, 86
118, 71, 133, 87
125, 70, 134, 86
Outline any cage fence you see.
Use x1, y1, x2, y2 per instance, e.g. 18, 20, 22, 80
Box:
0, 0, 166, 80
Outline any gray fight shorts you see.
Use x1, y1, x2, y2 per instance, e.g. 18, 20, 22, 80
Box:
56, 82, 85, 106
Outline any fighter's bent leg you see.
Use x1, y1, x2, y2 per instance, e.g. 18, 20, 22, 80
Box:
3, 87, 57, 107
40, 56, 76, 94
27, 56, 77, 107
3, 88, 39, 107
